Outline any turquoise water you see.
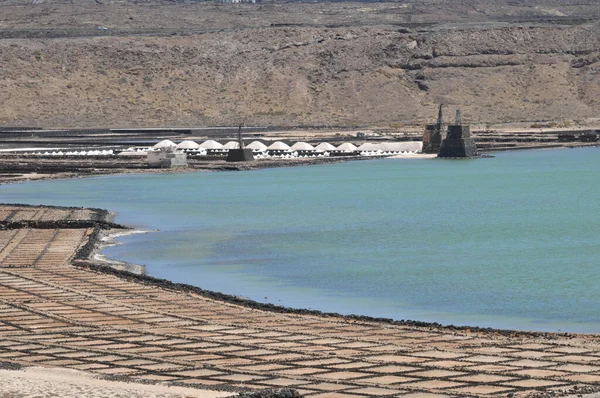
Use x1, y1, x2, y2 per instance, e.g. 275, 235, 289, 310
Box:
2, 147, 600, 332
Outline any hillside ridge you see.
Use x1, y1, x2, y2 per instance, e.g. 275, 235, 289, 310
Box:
1, 0, 599, 128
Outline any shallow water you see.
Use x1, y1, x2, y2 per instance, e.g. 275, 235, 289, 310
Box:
2, 147, 600, 332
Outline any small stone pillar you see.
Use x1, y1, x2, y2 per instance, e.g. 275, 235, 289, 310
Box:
226, 125, 255, 162
423, 125, 444, 154
422, 104, 446, 154
226, 148, 255, 162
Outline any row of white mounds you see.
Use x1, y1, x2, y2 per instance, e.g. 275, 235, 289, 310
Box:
254, 152, 331, 160
26, 140, 420, 158
361, 150, 418, 157
152, 139, 422, 154
154, 139, 225, 150
32, 150, 114, 156
154, 139, 362, 152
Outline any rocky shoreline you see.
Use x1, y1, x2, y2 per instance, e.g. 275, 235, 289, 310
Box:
4, 201, 600, 340
0, 154, 367, 185
3, 202, 585, 341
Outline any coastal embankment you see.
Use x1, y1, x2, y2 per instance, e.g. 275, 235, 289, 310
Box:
1, 124, 599, 185
2, 203, 600, 397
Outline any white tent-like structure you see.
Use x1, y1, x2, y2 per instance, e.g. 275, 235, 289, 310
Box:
153, 139, 176, 149
267, 141, 292, 151
223, 141, 240, 149
315, 142, 336, 151
291, 142, 316, 151
176, 140, 200, 150
336, 142, 358, 152
200, 140, 224, 149
246, 141, 268, 151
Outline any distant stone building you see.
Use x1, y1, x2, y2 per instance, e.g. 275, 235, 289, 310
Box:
147, 147, 187, 168
438, 110, 479, 158
226, 126, 255, 162
422, 104, 446, 154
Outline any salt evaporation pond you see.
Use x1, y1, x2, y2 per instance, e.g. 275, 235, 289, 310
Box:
2, 147, 600, 333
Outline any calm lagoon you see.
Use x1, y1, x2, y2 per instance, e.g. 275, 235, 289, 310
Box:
2, 147, 600, 332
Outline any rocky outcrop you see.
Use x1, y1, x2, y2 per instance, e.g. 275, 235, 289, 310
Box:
238, 389, 301, 398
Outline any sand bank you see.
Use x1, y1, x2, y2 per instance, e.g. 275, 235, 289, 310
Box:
0, 366, 233, 398
388, 153, 438, 159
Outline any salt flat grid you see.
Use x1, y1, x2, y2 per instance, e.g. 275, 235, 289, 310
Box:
1, 206, 600, 397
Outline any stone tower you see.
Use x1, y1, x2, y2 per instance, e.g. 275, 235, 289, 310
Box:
422, 104, 446, 154
438, 109, 479, 158
226, 125, 255, 162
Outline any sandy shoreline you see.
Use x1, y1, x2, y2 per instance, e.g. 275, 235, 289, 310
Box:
91, 227, 152, 274
0, 366, 234, 398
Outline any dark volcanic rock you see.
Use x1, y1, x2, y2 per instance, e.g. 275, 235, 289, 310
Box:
238, 389, 301, 398
438, 125, 479, 158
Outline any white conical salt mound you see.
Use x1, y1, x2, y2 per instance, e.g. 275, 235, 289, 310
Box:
267, 141, 292, 151
246, 141, 268, 151
176, 140, 200, 149
336, 142, 358, 151
315, 142, 336, 151
291, 142, 316, 151
223, 141, 240, 149
357, 142, 380, 151
154, 139, 176, 149
200, 140, 224, 149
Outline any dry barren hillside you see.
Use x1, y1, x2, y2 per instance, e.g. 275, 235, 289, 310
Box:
0, 0, 599, 128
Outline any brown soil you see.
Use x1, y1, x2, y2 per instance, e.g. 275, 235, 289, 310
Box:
1, 0, 600, 128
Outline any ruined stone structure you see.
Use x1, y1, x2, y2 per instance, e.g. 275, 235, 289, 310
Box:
226, 126, 255, 162
438, 110, 479, 158
422, 105, 446, 154
147, 147, 187, 168
455, 109, 462, 126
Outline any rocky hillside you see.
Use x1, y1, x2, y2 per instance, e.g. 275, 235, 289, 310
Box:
0, 0, 599, 128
